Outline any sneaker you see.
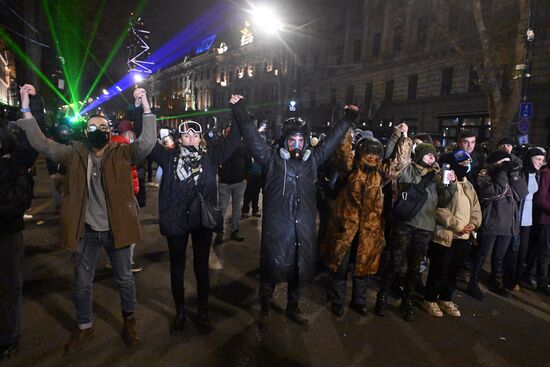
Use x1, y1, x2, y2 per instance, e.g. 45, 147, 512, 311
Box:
0, 342, 18, 361
438, 301, 461, 317
131, 264, 143, 273
512, 284, 521, 292
65, 327, 94, 355
121, 316, 140, 348
230, 230, 245, 242
23, 214, 33, 220
422, 301, 443, 317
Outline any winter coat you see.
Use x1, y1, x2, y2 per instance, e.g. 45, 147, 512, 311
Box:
0, 127, 37, 234
395, 162, 456, 232
535, 167, 550, 225
231, 100, 354, 285
322, 131, 412, 276
111, 135, 139, 195
218, 143, 251, 184
149, 121, 241, 237
15, 114, 157, 251
432, 178, 482, 247
477, 165, 528, 236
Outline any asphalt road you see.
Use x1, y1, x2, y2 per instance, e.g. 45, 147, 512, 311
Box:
5, 158, 550, 367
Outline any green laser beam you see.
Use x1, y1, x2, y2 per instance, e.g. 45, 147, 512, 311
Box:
158, 102, 279, 121
80, 0, 147, 107
75, 0, 106, 86
0, 27, 70, 105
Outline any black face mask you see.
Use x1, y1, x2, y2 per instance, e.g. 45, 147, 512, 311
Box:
87, 130, 109, 149
452, 163, 468, 180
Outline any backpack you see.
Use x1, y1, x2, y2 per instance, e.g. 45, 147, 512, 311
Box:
391, 171, 435, 222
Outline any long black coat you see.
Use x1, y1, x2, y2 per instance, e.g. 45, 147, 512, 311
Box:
149, 121, 241, 236
231, 101, 353, 285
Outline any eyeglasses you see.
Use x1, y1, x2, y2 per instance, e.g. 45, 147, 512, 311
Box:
86, 124, 109, 132
178, 121, 202, 135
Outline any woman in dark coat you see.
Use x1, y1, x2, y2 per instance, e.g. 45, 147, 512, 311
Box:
231, 95, 358, 326
149, 101, 241, 335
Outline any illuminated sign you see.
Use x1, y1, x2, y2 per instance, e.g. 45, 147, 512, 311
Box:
196, 34, 217, 54
241, 20, 254, 46
217, 42, 228, 54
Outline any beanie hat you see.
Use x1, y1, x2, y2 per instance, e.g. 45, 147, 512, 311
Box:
525, 147, 545, 158
497, 137, 514, 147
414, 143, 437, 163
486, 151, 511, 165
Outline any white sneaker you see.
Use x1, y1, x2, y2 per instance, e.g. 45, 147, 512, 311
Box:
422, 301, 443, 317
23, 214, 33, 220
438, 301, 461, 317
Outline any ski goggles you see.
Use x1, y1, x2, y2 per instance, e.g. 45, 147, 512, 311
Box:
178, 121, 202, 135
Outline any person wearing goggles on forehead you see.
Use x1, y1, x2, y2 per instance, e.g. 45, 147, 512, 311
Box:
15, 85, 157, 354
148, 99, 242, 337
230, 95, 359, 327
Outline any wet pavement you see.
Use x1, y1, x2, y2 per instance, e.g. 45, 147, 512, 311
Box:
6, 158, 550, 367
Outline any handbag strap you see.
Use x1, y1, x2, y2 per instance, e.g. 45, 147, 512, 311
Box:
419, 171, 436, 189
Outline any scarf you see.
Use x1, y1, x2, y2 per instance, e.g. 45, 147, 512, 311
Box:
175, 145, 205, 183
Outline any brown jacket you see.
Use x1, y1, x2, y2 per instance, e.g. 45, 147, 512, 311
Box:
432, 178, 482, 247
15, 114, 157, 251
322, 132, 411, 276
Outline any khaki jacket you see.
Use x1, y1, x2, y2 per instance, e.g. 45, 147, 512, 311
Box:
432, 178, 482, 247
16, 114, 157, 251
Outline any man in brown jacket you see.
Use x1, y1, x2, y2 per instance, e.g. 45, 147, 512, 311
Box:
16, 85, 156, 354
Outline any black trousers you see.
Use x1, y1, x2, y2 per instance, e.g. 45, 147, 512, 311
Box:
242, 174, 262, 214
327, 234, 368, 306
379, 222, 432, 299
166, 228, 213, 310
425, 239, 471, 302
0, 232, 24, 345
504, 226, 531, 289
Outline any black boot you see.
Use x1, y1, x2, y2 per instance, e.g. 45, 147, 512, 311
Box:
230, 230, 245, 242
374, 292, 387, 316
197, 307, 213, 334
489, 279, 510, 298
466, 280, 485, 301
285, 302, 309, 326
330, 303, 344, 317
400, 298, 415, 322
349, 302, 368, 316
169, 308, 185, 335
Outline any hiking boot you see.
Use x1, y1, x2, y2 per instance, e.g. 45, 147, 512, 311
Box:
330, 303, 344, 317
64, 327, 94, 355
438, 301, 461, 317
422, 301, 443, 317
349, 302, 368, 316
121, 316, 140, 348
374, 292, 387, 316
285, 303, 309, 326
400, 298, 415, 322
170, 309, 186, 336
466, 282, 485, 301
230, 230, 245, 242
214, 232, 224, 245
0, 342, 18, 361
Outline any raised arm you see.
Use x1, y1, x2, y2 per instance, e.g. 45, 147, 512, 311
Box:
15, 84, 72, 164
383, 123, 413, 180
230, 96, 272, 165
209, 116, 242, 166
130, 88, 157, 164
313, 105, 358, 165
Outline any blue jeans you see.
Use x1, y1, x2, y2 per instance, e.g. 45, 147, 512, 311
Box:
0, 232, 24, 345
72, 226, 136, 329
471, 234, 512, 284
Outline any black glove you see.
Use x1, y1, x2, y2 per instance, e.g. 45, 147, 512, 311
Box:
343, 107, 359, 121
499, 161, 513, 173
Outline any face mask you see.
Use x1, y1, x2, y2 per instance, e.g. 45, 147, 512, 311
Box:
87, 130, 109, 149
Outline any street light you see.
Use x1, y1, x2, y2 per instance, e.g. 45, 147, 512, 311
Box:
251, 4, 283, 34
133, 73, 144, 83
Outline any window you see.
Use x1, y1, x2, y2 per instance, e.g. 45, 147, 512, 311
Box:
417, 18, 427, 48
441, 67, 454, 96
407, 74, 418, 100
330, 88, 337, 106
468, 66, 481, 92
364, 83, 373, 107
346, 86, 355, 104
352, 39, 361, 63
310, 91, 316, 108
372, 33, 381, 57
393, 27, 402, 53
336, 45, 344, 65
440, 116, 491, 146
385, 80, 394, 102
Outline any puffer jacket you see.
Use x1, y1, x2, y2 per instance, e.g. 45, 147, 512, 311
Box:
232, 99, 355, 285
432, 178, 482, 247
322, 131, 412, 276
111, 135, 139, 195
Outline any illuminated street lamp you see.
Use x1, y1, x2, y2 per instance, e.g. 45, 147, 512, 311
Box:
133, 73, 144, 83
251, 4, 283, 34
102, 89, 110, 95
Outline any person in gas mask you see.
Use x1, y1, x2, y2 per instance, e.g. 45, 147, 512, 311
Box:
15, 85, 156, 354
148, 97, 241, 337
322, 124, 411, 317
230, 95, 359, 326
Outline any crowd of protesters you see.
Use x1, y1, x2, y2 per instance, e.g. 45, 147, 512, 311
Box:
1, 85, 549, 361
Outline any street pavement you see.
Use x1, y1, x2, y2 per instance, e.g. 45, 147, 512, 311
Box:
5, 158, 550, 367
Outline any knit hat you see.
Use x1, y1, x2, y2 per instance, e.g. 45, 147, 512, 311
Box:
497, 137, 514, 147
525, 147, 545, 158
486, 151, 511, 165
414, 143, 437, 163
